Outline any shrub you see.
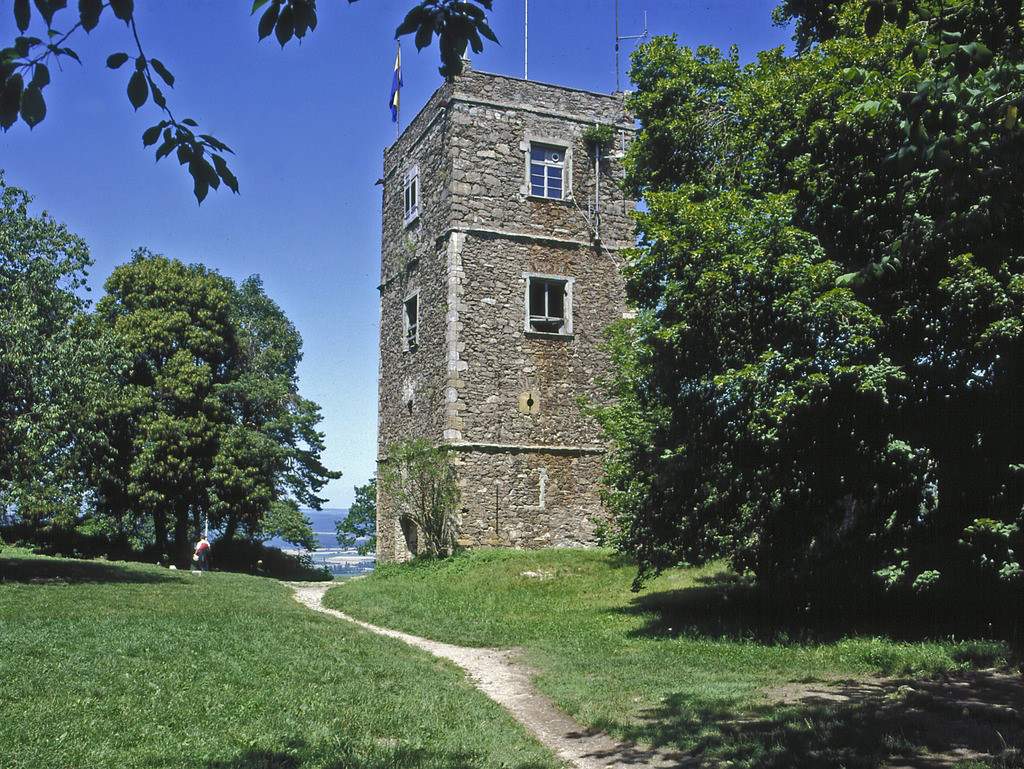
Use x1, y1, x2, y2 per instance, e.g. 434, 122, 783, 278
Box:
379, 439, 459, 558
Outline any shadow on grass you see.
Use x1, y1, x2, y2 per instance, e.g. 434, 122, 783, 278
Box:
620, 571, 800, 643
0, 555, 180, 584
623, 571, 1020, 652
608, 575, 1024, 766
201, 739, 556, 769
597, 670, 1024, 768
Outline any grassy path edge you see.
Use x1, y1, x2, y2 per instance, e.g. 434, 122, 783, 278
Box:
288, 582, 689, 769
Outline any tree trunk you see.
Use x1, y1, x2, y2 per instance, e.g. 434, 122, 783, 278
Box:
224, 512, 238, 542
174, 512, 191, 567
154, 510, 168, 561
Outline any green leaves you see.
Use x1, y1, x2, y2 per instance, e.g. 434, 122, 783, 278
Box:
275, 5, 295, 47
14, 0, 31, 33
104, 40, 237, 202
0, 178, 98, 524
615, 8, 1024, 611
1, 57, 50, 130
257, 2, 280, 40
337, 477, 376, 553
141, 122, 163, 146
79, 0, 103, 31
19, 83, 44, 126
394, 0, 497, 77
150, 58, 173, 87
5, 0, 495, 201
253, 0, 319, 46
864, 0, 884, 38
211, 154, 239, 194
0, 73, 24, 130
147, 118, 237, 203
30, 62, 49, 88
126, 69, 147, 109
109, 0, 133, 23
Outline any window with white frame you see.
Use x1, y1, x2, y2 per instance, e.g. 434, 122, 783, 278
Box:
529, 144, 565, 199
403, 292, 419, 350
525, 275, 572, 335
403, 166, 420, 225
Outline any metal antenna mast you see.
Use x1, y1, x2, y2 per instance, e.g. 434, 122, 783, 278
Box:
524, 0, 529, 80
614, 0, 648, 92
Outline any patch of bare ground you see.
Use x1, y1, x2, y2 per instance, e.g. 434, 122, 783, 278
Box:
763, 669, 1024, 768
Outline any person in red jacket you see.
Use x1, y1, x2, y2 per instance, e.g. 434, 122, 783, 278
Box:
194, 536, 211, 573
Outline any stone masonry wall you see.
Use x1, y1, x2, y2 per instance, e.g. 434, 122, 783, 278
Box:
378, 82, 453, 454
377, 68, 634, 562
377, 82, 455, 561
447, 70, 634, 250
452, 449, 607, 548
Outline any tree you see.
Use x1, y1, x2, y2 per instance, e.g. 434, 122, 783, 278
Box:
0, 175, 107, 527
90, 250, 237, 561
379, 439, 458, 558
598, 4, 1023, 615
1, 1, 496, 202
336, 477, 376, 555
89, 252, 338, 562
212, 275, 340, 548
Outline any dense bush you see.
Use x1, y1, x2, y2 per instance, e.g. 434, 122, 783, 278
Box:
208, 538, 331, 581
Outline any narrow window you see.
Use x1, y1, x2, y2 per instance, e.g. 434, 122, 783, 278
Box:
403, 166, 420, 225
526, 276, 571, 334
529, 144, 565, 199
403, 293, 419, 351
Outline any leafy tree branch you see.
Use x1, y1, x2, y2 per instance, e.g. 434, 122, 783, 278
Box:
2, 0, 497, 203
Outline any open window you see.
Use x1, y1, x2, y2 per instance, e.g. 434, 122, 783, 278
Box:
403, 165, 420, 226
524, 274, 572, 336
529, 144, 565, 199
403, 292, 419, 351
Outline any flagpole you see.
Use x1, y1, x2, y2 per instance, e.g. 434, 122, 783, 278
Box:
396, 41, 401, 137
524, 0, 529, 80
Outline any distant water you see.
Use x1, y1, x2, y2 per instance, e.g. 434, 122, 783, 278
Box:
264, 508, 349, 550
264, 508, 375, 577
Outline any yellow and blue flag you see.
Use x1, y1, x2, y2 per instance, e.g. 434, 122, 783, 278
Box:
389, 43, 402, 123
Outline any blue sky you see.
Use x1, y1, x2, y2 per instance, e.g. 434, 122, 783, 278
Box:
1, 0, 791, 508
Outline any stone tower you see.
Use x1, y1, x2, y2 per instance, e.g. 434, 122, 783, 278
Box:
376, 68, 635, 562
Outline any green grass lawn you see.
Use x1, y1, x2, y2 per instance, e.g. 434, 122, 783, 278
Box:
0, 548, 561, 769
324, 548, 1017, 768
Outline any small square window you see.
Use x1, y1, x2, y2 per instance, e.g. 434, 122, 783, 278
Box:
403, 166, 420, 225
403, 293, 419, 351
525, 275, 572, 335
529, 144, 565, 199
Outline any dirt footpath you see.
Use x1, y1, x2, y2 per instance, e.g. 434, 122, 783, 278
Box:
289, 582, 693, 769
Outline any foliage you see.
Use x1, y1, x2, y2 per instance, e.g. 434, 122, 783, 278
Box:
208, 535, 328, 579
0, 177, 107, 526
2, 1, 497, 202
326, 548, 1014, 764
0, 180, 336, 566
597, 6, 1023, 613
86, 251, 337, 563
337, 477, 377, 554
379, 439, 459, 558
393, 0, 497, 78
582, 122, 615, 147
0, 548, 561, 769
87, 250, 236, 561
213, 274, 340, 547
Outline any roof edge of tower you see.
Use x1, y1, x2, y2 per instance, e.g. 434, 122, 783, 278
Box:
384, 68, 629, 159
465, 68, 628, 102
